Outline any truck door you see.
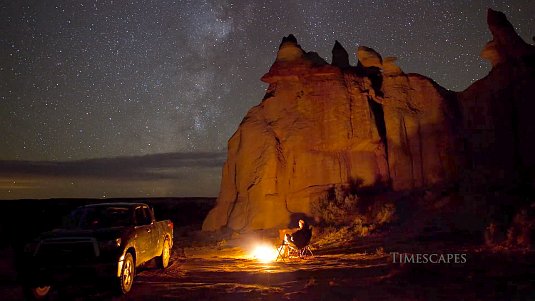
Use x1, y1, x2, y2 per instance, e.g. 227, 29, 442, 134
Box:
143, 205, 160, 258
134, 206, 153, 264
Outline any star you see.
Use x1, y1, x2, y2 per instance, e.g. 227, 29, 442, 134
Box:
0, 0, 533, 198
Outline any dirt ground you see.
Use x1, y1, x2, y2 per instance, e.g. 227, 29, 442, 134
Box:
1, 228, 534, 301
0, 198, 534, 300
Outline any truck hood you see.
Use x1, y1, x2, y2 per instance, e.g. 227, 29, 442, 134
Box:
39, 227, 128, 241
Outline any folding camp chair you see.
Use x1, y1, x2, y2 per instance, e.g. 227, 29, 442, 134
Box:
276, 226, 314, 261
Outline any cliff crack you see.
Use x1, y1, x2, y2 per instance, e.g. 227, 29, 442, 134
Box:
367, 96, 390, 181
343, 74, 354, 138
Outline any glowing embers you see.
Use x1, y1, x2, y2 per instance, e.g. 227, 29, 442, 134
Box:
251, 244, 278, 263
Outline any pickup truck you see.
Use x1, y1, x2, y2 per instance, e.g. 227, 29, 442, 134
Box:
22, 202, 174, 299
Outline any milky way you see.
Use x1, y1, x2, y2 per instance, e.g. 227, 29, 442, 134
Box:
1, 0, 533, 198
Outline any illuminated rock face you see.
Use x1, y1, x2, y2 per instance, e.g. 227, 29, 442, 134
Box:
203, 35, 460, 231
203, 9, 535, 231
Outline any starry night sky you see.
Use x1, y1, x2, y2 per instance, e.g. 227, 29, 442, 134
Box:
1, 0, 533, 199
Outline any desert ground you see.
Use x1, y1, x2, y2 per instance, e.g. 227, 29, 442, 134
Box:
0, 198, 534, 300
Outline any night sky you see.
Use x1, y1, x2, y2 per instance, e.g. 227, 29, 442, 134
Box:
1, 1, 533, 199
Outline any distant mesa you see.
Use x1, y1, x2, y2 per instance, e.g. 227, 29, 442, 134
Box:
202, 9, 535, 231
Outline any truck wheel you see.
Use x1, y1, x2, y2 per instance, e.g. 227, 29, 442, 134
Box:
157, 238, 171, 269
119, 253, 135, 294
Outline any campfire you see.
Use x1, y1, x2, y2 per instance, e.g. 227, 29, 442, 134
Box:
251, 244, 278, 263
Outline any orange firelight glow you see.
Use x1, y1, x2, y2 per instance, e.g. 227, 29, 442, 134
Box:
252, 244, 278, 263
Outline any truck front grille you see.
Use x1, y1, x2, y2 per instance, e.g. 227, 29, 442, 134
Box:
35, 237, 99, 263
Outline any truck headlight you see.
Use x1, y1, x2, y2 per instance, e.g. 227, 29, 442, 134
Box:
99, 238, 121, 251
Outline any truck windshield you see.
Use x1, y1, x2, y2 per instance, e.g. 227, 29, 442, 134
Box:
64, 206, 132, 229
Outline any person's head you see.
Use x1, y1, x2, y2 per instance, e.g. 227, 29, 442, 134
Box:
298, 219, 305, 229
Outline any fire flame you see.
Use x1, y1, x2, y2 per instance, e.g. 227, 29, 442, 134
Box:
252, 244, 278, 263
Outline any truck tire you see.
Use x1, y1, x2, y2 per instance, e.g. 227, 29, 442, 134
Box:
118, 253, 135, 294
157, 238, 171, 269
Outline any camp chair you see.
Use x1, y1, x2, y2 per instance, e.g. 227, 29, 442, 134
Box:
276, 226, 314, 261
288, 242, 314, 259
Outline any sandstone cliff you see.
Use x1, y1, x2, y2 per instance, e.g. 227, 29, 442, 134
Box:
203, 9, 535, 231
203, 38, 460, 230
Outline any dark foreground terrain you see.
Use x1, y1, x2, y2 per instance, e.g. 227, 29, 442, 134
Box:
0, 198, 534, 300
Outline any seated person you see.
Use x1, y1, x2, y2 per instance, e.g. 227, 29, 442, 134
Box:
285, 219, 312, 250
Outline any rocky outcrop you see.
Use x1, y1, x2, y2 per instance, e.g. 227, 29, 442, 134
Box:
203, 37, 461, 231
357, 46, 383, 68
480, 9, 535, 67
202, 9, 535, 231
459, 8, 535, 191
331, 40, 350, 69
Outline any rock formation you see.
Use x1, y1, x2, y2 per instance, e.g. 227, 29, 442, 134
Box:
203, 9, 535, 231
459, 9, 535, 191
331, 40, 350, 69
480, 9, 534, 67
